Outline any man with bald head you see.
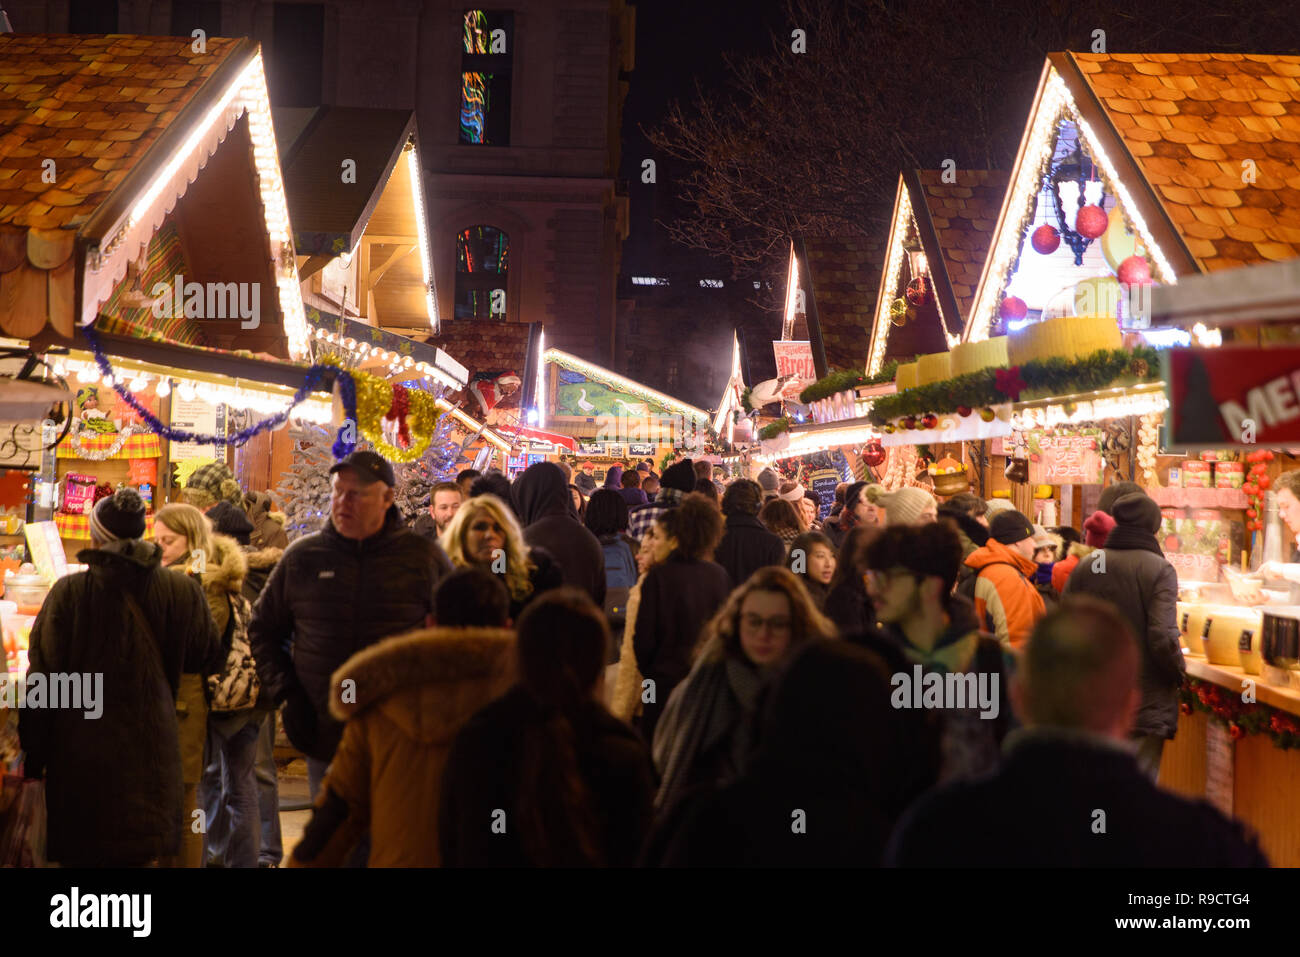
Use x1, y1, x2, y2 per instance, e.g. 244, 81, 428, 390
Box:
887, 597, 1267, 867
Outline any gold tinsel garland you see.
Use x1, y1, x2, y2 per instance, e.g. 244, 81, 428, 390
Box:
323, 356, 444, 463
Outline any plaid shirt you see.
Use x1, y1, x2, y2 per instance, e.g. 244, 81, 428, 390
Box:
627, 488, 684, 543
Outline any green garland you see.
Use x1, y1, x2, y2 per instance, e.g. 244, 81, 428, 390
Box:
741, 387, 753, 414
758, 417, 792, 440
799, 358, 905, 405
867, 346, 1159, 425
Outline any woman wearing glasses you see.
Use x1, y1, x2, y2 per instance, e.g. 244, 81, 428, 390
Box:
651, 566, 837, 816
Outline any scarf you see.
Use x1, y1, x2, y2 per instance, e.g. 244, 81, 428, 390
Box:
888, 600, 981, 675
652, 640, 765, 811
1104, 525, 1164, 557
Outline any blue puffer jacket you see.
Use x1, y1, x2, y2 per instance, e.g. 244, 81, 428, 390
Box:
249, 505, 453, 761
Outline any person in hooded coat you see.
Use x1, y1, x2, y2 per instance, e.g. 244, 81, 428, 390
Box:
20, 490, 223, 866
243, 490, 289, 550
512, 461, 606, 607
1064, 492, 1184, 778
289, 568, 516, 867
653, 640, 941, 866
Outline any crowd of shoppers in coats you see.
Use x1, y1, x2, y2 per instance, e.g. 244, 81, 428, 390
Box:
18, 451, 1267, 867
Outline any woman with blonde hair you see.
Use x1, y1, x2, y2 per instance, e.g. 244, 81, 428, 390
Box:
652, 565, 837, 813
154, 502, 258, 867
440, 494, 562, 619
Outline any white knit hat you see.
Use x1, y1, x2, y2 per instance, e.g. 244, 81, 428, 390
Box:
778, 481, 806, 503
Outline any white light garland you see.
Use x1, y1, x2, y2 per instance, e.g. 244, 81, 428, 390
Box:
868, 179, 913, 376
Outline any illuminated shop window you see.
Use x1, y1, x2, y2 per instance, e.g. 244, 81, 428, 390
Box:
456, 226, 510, 319
460, 10, 514, 145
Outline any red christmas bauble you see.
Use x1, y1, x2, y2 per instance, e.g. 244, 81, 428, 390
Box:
1031, 224, 1060, 255
1075, 204, 1108, 239
1117, 254, 1151, 286
861, 440, 885, 467
999, 296, 1027, 321
956, 405, 972, 417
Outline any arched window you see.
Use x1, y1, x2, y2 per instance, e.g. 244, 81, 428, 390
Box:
455, 226, 509, 320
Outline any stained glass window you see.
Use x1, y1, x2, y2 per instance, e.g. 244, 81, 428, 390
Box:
459, 11, 513, 145
456, 226, 510, 320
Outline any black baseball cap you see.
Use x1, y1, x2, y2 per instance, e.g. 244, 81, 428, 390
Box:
329, 450, 396, 487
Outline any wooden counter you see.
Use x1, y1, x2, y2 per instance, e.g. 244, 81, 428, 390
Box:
1160, 653, 1300, 865
1184, 657, 1300, 718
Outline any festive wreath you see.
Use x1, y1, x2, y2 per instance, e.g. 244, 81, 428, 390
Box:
1180, 677, 1300, 749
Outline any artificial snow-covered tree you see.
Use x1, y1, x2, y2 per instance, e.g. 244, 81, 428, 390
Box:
393, 412, 469, 523
272, 420, 335, 541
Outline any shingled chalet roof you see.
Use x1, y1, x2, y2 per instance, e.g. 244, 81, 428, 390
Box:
1064, 52, 1300, 273
800, 235, 883, 372
913, 169, 1009, 324
0, 34, 296, 354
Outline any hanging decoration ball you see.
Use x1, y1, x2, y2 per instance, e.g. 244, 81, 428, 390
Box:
861, 440, 886, 467
889, 297, 909, 326
1031, 224, 1061, 255
999, 296, 1027, 321
1075, 204, 1109, 240
956, 405, 972, 417
1116, 254, 1152, 286
905, 276, 929, 307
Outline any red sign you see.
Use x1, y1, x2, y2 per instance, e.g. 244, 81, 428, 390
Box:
773, 341, 816, 381
1166, 346, 1300, 446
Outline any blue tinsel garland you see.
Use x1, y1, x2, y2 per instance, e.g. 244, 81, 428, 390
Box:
83, 323, 358, 460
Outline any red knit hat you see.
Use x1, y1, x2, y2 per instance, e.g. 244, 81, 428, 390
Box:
1083, 510, 1117, 548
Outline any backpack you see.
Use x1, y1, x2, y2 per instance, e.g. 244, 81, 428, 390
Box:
207, 592, 259, 712
601, 538, 638, 648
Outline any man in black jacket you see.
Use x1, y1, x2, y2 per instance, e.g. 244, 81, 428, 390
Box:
887, 597, 1267, 867
249, 451, 453, 798
715, 479, 785, 587
511, 461, 606, 607
1064, 491, 1184, 778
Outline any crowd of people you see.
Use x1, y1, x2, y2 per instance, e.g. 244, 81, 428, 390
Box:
18, 454, 1267, 867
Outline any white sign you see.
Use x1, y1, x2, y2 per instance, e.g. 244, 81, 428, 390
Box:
169, 396, 224, 463
773, 340, 816, 381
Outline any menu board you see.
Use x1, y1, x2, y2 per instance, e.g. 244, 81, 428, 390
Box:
169, 395, 225, 464
1026, 428, 1104, 485
807, 468, 841, 522
1205, 721, 1235, 817
23, 521, 68, 583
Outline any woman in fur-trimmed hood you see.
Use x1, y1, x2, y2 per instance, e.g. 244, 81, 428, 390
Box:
288, 623, 516, 867
243, 491, 289, 550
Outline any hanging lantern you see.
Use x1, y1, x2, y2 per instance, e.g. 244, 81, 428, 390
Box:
905, 275, 929, 306
1075, 204, 1109, 240
1031, 224, 1060, 255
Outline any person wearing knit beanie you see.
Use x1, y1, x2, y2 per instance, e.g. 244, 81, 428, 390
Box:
89, 487, 148, 544
865, 484, 937, 527
1111, 492, 1162, 535
1097, 480, 1144, 516
1083, 510, 1117, 548
660, 459, 696, 493
984, 498, 1016, 519
757, 467, 781, 495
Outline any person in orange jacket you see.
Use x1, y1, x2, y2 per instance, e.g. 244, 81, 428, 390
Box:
959, 510, 1046, 649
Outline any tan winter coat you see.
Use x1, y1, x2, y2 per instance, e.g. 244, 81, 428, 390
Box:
288, 626, 515, 867
201, 534, 248, 638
